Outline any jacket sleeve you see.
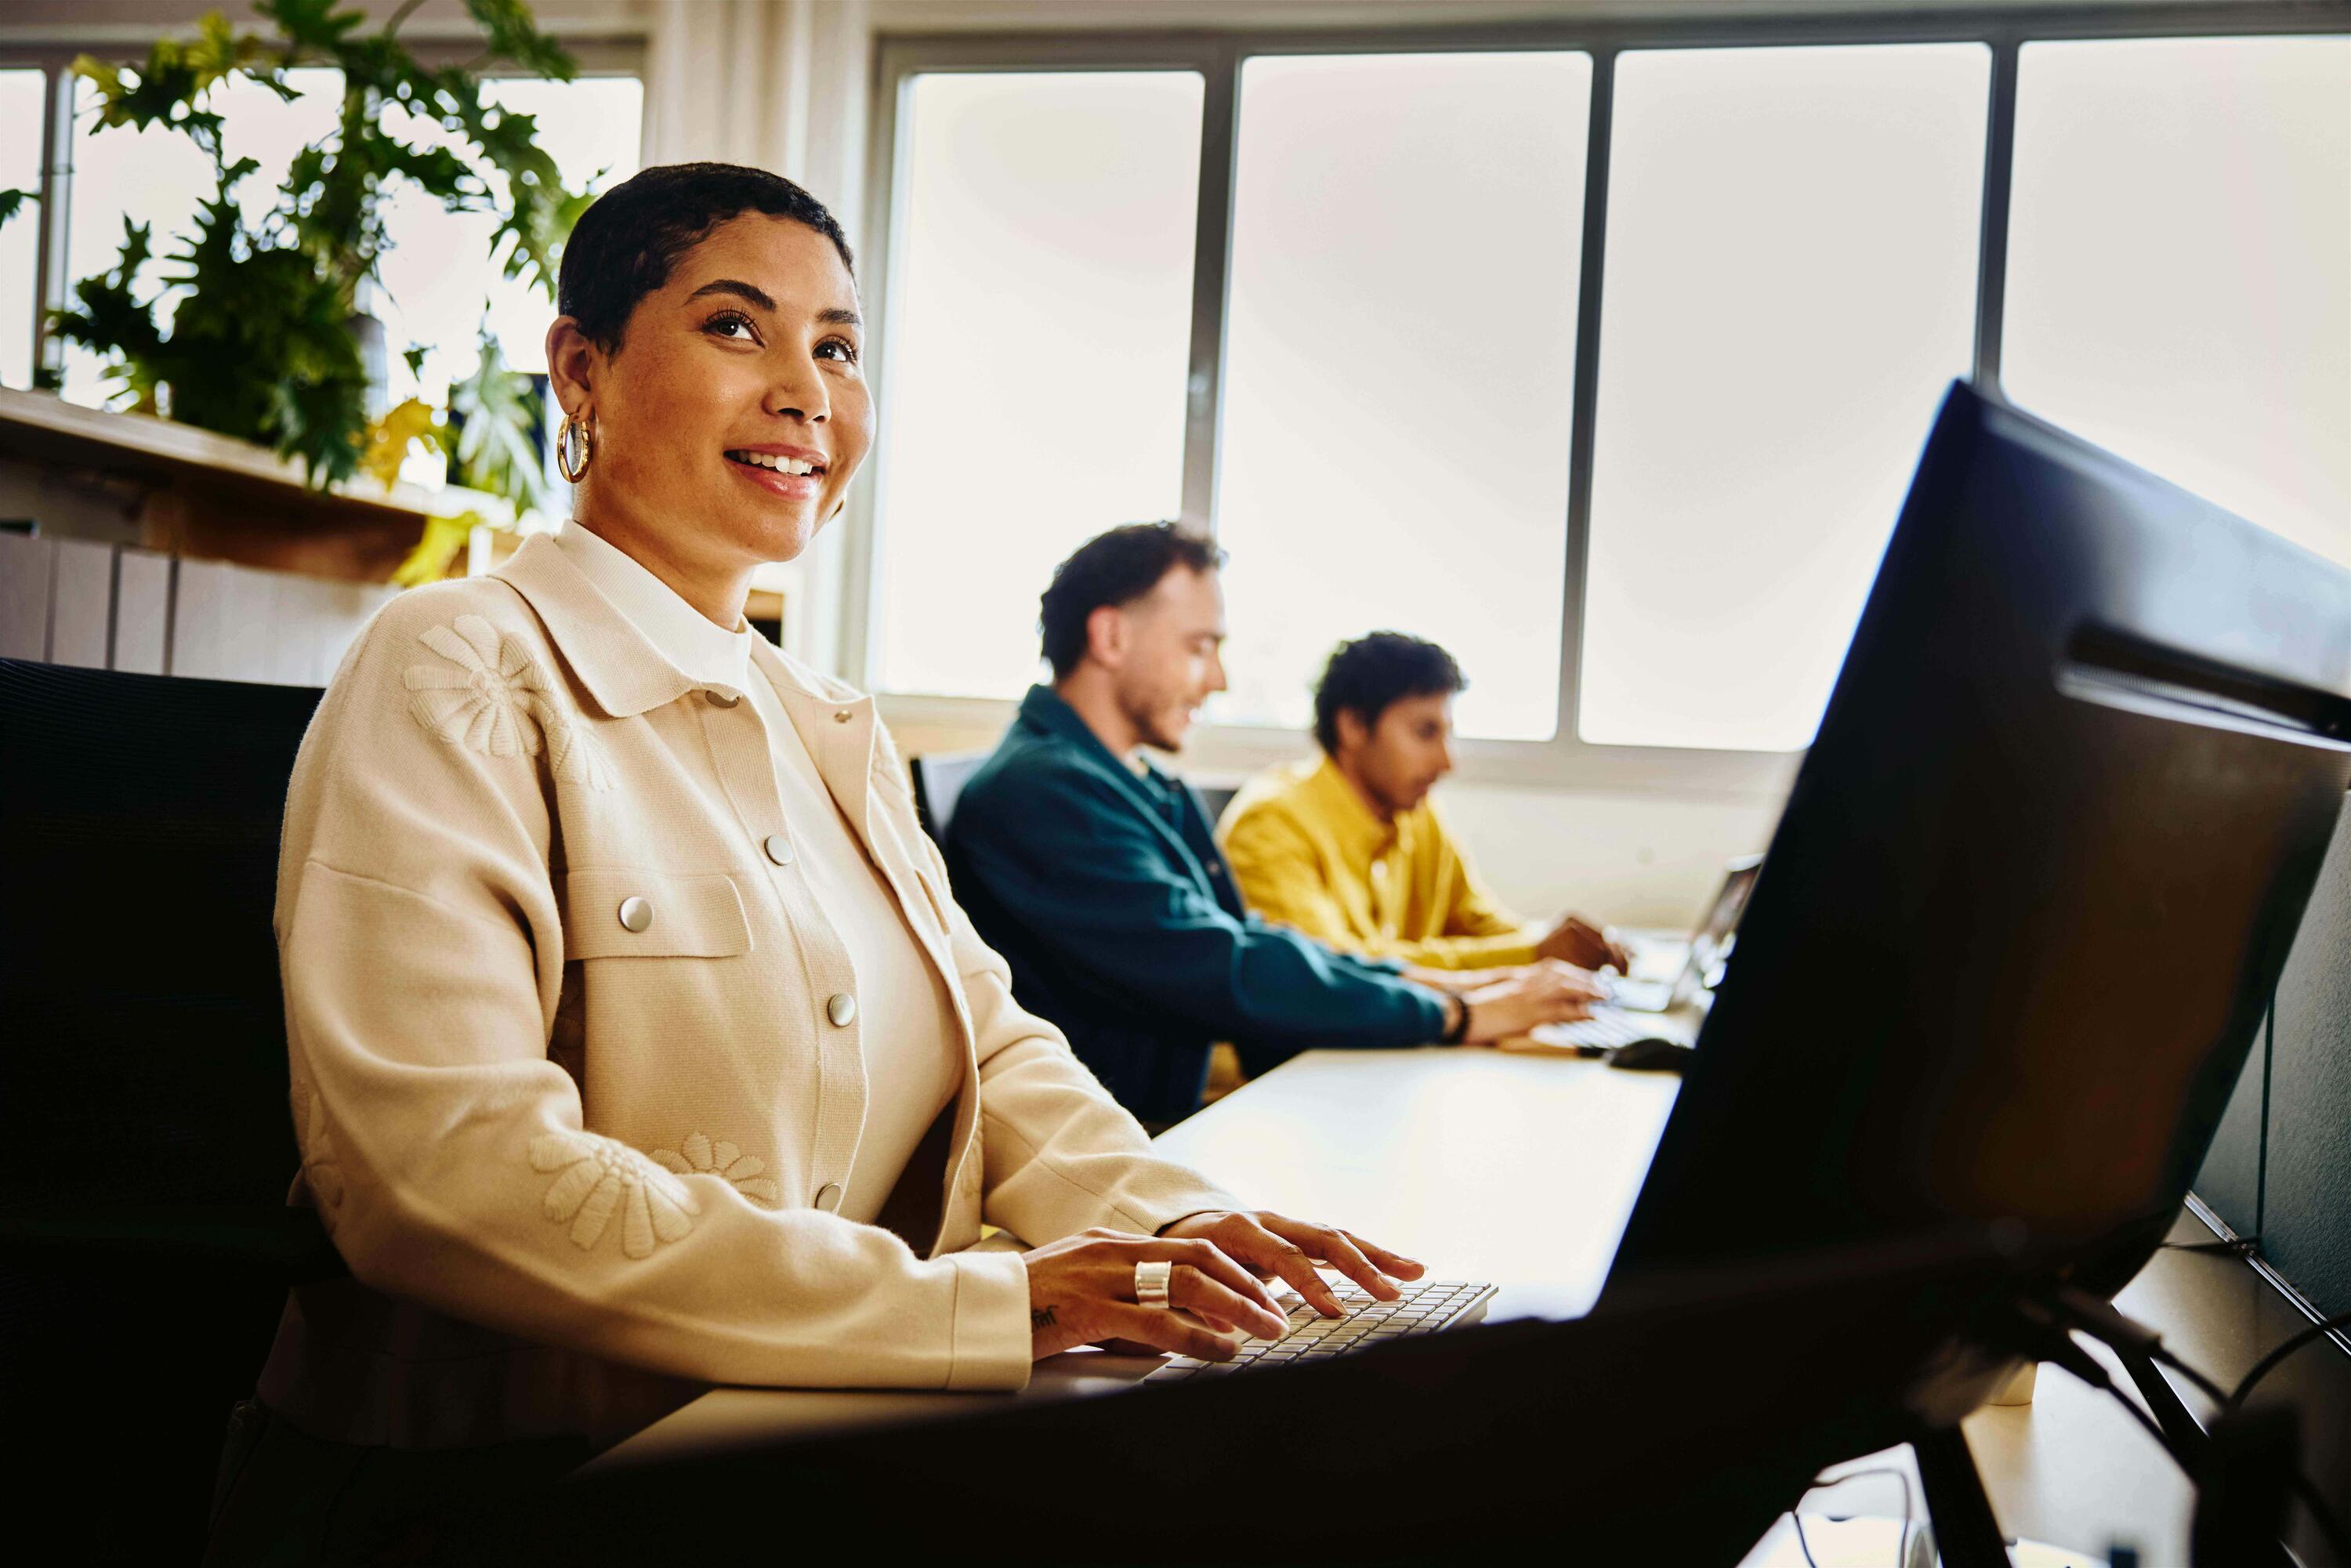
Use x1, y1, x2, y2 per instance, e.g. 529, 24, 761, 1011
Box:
870, 725, 1242, 1244
277, 597, 1031, 1392
1223, 802, 1538, 971
952, 762, 1451, 1052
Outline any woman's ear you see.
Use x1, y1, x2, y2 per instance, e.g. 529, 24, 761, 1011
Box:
545, 317, 599, 416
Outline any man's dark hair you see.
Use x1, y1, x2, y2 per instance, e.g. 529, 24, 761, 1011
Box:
1039, 523, 1226, 679
1313, 632, 1466, 755
557, 162, 856, 353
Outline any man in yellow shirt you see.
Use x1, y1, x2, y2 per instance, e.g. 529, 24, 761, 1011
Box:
1219, 632, 1631, 974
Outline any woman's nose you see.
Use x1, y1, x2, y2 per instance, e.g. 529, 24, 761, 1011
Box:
765, 359, 829, 423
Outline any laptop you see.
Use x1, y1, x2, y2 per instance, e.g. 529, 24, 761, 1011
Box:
1606, 853, 1763, 1013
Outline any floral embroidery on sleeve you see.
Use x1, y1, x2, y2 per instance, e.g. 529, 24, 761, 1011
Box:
529, 1130, 700, 1258
653, 1132, 784, 1207
404, 614, 614, 791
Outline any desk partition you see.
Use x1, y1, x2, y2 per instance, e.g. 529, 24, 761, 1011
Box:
2195, 789, 2351, 1318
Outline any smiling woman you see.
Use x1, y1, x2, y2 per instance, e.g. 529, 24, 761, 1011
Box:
543, 164, 873, 618
212, 162, 1418, 1561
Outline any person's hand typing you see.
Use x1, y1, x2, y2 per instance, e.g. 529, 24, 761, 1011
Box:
1157, 1209, 1425, 1319
1023, 1228, 1290, 1362
1458, 958, 1607, 1042
1536, 913, 1633, 974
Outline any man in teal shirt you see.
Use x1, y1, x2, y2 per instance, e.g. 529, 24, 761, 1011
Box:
945, 525, 1598, 1125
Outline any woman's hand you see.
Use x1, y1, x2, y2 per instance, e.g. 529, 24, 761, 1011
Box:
1158, 1209, 1425, 1319
1024, 1227, 1291, 1361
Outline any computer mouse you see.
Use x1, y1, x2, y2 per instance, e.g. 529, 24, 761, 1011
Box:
1607, 1037, 1697, 1073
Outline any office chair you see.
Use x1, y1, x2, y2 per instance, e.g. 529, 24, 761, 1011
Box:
909, 748, 992, 845
0, 659, 341, 1560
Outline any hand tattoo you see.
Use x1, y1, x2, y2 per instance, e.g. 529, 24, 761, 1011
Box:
1031, 1306, 1057, 1330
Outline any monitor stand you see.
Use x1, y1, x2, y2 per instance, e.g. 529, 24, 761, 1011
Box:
1913, 1425, 2011, 1567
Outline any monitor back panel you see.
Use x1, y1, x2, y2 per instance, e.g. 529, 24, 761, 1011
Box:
1610, 384, 2351, 1291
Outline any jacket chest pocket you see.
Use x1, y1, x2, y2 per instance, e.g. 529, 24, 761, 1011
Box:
562, 869, 754, 960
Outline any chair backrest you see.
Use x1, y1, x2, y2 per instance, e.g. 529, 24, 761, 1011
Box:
909, 748, 992, 845
1, 658, 333, 1554
0, 659, 321, 1208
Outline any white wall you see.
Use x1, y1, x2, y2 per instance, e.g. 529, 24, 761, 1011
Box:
883, 702, 1785, 929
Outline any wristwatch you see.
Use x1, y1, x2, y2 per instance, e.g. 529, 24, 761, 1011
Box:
1441, 994, 1472, 1045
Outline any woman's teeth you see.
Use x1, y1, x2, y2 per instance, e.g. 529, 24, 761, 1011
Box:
727, 451, 820, 476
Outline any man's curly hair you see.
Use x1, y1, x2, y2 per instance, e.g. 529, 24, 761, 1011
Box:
1313, 632, 1465, 755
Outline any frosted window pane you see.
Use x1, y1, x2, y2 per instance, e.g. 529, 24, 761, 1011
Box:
875, 72, 1202, 699
1216, 53, 1591, 743
63, 68, 343, 406
2005, 37, 2351, 568
0, 71, 42, 389
1579, 45, 1988, 752
375, 75, 643, 398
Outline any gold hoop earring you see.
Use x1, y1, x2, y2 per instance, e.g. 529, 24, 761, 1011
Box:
556, 413, 595, 483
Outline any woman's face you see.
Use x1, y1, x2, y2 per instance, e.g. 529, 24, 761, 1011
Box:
552, 212, 871, 572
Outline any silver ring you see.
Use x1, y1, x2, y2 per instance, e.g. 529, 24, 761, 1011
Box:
1135, 1258, 1174, 1310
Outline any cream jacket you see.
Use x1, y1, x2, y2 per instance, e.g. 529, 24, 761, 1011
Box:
265, 531, 1237, 1442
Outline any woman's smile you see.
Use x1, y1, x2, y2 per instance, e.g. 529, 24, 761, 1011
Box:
723, 442, 830, 501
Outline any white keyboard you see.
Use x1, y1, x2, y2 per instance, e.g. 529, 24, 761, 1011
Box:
1142, 1277, 1496, 1382
1534, 1006, 1692, 1052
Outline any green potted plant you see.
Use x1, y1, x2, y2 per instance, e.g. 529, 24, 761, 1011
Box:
45, 0, 590, 574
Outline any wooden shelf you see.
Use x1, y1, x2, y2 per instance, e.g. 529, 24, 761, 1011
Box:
0, 386, 507, 583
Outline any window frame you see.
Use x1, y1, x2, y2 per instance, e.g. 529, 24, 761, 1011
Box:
0, 36, 648, 402
853, 3, 2342, 798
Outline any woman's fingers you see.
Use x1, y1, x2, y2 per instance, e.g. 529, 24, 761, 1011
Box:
1172, 1262, 1289, 1339
1101, 1303, 1242, 1362
1159, 1237, 1285, 1322
1234, 1226, 1346, 1316
1264, 1215, 1397, 1302
1343, 1230, 1426, 1280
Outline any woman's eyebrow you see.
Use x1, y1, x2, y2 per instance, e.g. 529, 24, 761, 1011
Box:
687, 280, 860, 330
687, 279, 777, 311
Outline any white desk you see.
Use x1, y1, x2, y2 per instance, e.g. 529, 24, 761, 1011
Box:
593, 1047, 2219, 1563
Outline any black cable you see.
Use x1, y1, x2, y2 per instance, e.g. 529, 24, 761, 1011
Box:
2149, 1343, 2230, 1404
2224, 1307, 2351, 1412
2034, 1291, 2351, 1555
1792, 1465, 1914, 1566
2078, 1342, 2351, 1559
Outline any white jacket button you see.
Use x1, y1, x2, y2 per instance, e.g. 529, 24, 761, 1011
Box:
763, 834, 795, 866
705, 689, 740, 708
814, 1182, 843, 1212
617, 896, 654, 932
826, 993, 857, 1027
832, 708, 852, 723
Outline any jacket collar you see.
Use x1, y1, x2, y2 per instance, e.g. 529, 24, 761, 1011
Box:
494, 534, 719, 719
1017, 684, 1182, 796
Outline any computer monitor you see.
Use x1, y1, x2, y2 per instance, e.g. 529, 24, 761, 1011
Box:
1607, 381, 2351, 1301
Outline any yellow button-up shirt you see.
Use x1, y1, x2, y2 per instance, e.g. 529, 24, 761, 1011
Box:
1217, 757, 1538, 971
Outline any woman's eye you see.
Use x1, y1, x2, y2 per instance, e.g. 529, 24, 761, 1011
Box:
704, 311, 757, 342
817, 338, 861, 365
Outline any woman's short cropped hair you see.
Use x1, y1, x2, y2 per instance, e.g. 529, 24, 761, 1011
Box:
1039, 523, 1226, 679
1313, 632, 1467, 755
556, 162, 856, 353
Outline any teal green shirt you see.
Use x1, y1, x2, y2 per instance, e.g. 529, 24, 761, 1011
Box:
944, 686, 1449, 1123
